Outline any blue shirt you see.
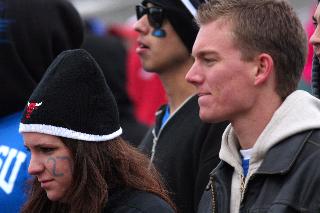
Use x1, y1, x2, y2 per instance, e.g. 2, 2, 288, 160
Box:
242, 158, 250, 177
0, 112, 30, 213
160, 106, 170, 128
240, 148, 252, 177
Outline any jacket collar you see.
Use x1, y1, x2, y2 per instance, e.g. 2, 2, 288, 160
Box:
257, 130, 312, 174
154, 95, 197, 134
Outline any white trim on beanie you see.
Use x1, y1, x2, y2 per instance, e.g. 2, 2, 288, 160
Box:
180, 0, 197, 16
19, 123, 122, 142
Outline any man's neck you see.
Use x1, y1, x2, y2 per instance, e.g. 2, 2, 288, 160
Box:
159, 57, 196, 114
232, 93, 283, 149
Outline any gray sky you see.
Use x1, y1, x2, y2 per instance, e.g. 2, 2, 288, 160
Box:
70, 0, 316, 25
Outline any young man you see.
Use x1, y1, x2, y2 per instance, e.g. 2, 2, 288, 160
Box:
186, 0, 320, 212
0, 0, 83, 212
134, 0, 228, 212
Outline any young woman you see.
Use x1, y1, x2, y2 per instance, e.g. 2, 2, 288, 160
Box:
19, 49, 175, 213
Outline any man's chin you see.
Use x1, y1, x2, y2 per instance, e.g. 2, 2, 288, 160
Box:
141, 64, 163, 75
199, 114, 214, 123
200, 113, 226, 124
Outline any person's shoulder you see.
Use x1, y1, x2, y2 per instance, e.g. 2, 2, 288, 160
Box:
304, 129, 320, 161
0, 112, 24, 143
105, 188, 174, 213
296, 129, 320, 159
123, 190, 174, 213
308, 129, 320, 145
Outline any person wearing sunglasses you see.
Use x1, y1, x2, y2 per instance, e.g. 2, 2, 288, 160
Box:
134, 0, 228, 212
136, 4, 166, 37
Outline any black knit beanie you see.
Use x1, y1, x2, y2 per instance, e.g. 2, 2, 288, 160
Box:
19, 49, 122, 141
0, 0, 84, 117
142, 0, 202, 52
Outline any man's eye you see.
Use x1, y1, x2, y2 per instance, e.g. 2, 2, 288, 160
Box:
313, 17, 318, 27
313, 21, 318, 27
203, 58, 216, 64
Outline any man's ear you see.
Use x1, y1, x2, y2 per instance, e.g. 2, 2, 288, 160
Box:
254, 53, 274, 86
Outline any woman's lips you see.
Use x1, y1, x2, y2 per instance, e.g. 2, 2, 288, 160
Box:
40, 179, 54, 188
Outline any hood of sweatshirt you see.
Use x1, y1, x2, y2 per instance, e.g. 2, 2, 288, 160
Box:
220, 90, 320, 175
220, 90, 320, 213
0, 0, 83, 117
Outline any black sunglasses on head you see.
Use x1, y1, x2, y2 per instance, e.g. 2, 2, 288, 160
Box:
136, 5, 165, 28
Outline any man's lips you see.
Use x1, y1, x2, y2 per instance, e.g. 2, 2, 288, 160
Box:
198, 92, 211, 97
136, 40, 150, 53
138, 41, 149, 49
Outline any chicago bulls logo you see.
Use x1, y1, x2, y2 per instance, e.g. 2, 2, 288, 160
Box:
25, 102, 42, 119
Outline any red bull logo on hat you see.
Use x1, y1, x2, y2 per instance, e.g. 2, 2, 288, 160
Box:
25, 102, 42, 119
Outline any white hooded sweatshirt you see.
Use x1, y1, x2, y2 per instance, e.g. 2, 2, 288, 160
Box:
219, 90, 320, 213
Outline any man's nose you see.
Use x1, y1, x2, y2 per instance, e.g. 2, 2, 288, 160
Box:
133, 15, 150, 35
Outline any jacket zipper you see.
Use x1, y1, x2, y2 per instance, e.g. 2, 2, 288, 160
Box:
149, 128, 158, 167
239, 174, 256, 210
149, 100, 192, 167
210, 175, 216, 213
149, 107, 174, 167
240, 174, 245, 202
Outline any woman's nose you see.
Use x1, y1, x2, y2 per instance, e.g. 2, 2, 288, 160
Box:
28, 156, 44, 175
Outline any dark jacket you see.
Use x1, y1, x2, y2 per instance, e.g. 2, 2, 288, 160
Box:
139, 96, 228, 212
104, 188, 174, 212
198, 129, 320, 213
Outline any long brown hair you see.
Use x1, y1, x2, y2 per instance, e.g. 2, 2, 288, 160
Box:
21, 137, 175, 213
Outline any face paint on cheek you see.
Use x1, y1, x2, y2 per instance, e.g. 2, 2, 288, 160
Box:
47, 156, 73, 177
152, 28, 166, 38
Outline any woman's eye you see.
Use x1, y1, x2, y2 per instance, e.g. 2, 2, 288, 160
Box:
39, 147, 55, 153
